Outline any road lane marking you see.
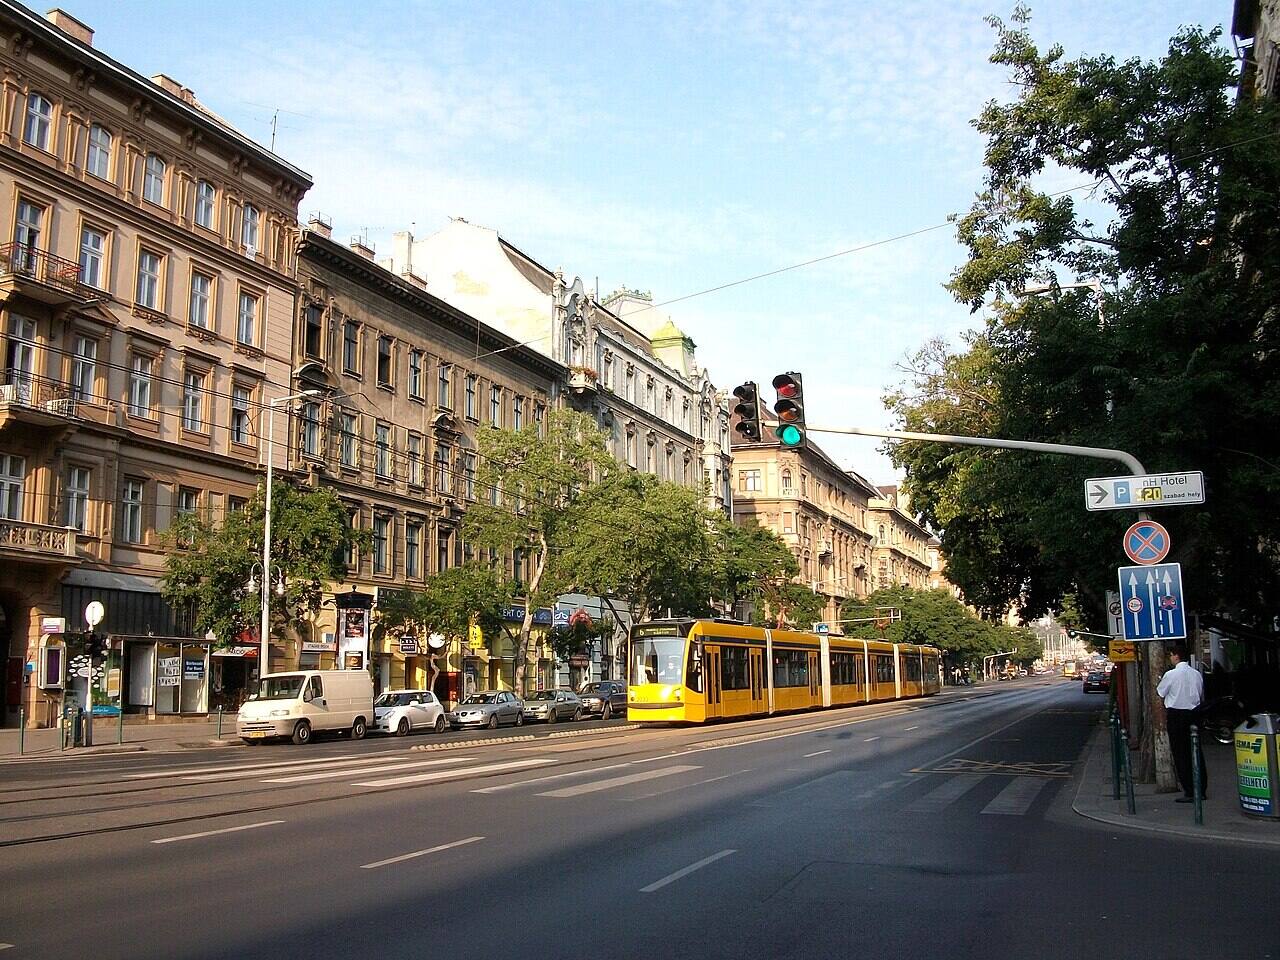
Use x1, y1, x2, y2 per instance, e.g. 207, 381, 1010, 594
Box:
185, 754, 430, 782
0, 943, 13, 950
538, 764, 700, 798
906, 775, 988, 814
470, 761, 634, 794
263, 756, 475, 783
905, 725, 920, 731
863, 736, 880, 742
126, 755, 364, 779
354, 758, 556, 787
804, 750, 831, 758
151, 820, 284, 844
360, 836, 484, 869
640, 849, 736, 893
981, 777, 1050, 816
627, 769, 752, 800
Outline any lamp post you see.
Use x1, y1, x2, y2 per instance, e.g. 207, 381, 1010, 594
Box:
259, 389, 320, 674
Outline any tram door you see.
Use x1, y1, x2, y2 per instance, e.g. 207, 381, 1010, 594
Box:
705, 646, 722, 719
748, 648, 765, 714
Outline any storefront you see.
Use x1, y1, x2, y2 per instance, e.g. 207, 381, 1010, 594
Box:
119, 636, 212, 716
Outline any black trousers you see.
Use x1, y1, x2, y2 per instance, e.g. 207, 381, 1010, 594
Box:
1166, 707, 1207, 798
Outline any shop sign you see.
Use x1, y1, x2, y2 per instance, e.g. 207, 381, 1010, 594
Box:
301, 640, 336, 653
213, 646, 258, 658
399, 636, 421, 655
106, 668, 121, 698
468, 624, 484, 649
568, 654, 590, 668
158, 657, 181, 687
183, 657, 205, 681
40, 616, 66, 635
501, 605, 554, 625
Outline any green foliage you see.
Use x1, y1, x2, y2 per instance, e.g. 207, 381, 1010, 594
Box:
548, 616, 616, 661
750, 581, 827, 630
887, 14, 1280, 629
712, 518, 804, 623
161, 482, 368, 645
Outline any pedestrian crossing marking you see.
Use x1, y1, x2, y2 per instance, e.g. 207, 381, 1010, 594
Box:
182, 754, 433, 783
905, 774, 989, 814
263, 756, 476, 784
537, 764, 701, 798
354, 757, 556, 788
980, 777, 1050, 815
911, 758, 1073, 778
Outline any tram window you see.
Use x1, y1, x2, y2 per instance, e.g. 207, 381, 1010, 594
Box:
772, 649, 809, 687
832, 652, 861, 685
687, 646, 704, 693
631, 636, 686, 686
875, 655, 895, 684
720, 646, 750, 690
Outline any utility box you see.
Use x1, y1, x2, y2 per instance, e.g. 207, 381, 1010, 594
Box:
1234, 713, 1280, 819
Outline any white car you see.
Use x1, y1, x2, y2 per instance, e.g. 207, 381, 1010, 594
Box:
372, 690, 447, 736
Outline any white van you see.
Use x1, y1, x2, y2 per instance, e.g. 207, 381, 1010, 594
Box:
237, 670, 374, 745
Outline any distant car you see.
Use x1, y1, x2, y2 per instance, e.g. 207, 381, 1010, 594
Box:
373, 689, 446, 736
1082, 671, 1109, 694
578, 680, 627, 720
447, 690, 524, 730
522, 689, 582, 723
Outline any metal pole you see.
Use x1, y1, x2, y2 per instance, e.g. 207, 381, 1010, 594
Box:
1120, 724, 1137, 814
1191, 724, 1203, 825
117, 701, 124, 745
217, 705, 223, 739
1110, 713, 1121, 800
18, 707, 23, 755
59, 707, 65, 751
260, 404, 275, 675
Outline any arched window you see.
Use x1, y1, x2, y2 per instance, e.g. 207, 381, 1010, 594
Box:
781, 468, 793, 490
878, 524, 886, 544
86, 124, 112, 178
24, 94, 52, 149
241, 204, 259, 252
195, 180, 216, 228
142, 153, 166, 205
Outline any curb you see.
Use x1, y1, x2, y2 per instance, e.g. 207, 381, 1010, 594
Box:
410, 723, 639, 752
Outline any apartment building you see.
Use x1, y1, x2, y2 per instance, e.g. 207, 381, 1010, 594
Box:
868, 485, 932, 591
0, 3, 310, 727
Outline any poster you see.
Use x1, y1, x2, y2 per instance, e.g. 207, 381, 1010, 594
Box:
183, 657, 205, 680
1235, 734, 1273, 816
158, 657, 181, 687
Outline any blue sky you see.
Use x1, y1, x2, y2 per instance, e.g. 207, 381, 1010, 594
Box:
73, 0, 1228, 482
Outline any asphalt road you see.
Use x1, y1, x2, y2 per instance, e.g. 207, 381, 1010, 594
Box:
2, 679, 1276, 959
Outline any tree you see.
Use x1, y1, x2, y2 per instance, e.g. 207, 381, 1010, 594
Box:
375, 565, 514, 696
161, 482, 368, 645
712, 518, 804, 623
463, 408, 616, 694
751, 582, 827, 630
842, 588, 1000, 667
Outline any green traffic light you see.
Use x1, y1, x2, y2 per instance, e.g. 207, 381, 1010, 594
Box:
777, 424, 803, 446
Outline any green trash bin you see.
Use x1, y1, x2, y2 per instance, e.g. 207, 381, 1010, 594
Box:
1234, 713, 1280, 818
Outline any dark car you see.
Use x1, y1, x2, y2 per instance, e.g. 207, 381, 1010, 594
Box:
577, 680, 627, 720
1082, 670, 1108, 694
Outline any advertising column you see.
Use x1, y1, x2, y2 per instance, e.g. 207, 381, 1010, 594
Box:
334, 589, 374, 671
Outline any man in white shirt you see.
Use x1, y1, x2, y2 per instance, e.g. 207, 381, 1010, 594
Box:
1157, 643, 1206, 802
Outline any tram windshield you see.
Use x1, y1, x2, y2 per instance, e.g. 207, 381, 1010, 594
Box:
631, 636, 685, 685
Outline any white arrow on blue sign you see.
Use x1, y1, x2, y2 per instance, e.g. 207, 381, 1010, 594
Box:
1116, 562, 1186, 641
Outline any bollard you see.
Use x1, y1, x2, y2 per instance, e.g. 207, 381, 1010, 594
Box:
59, 710, 66, 751
1191, 724, 1203, 826
18, 708, 24, 755
217, 705, 223, 739
1109, 713, 1122, 801
1119, 724, 1137, 815
117, 704, 124, 745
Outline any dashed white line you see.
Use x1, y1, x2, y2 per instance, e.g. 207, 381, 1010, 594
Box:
151, 820, 284, 845
905, 725, 920, 731
864, 736, 880, 742
0, 943, 14, 950
360, 836, 484, 869
804, 750, 831, 757
640, 849, 737, 893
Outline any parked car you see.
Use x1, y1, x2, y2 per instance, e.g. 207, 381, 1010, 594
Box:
237, 670, 374, 745
447, 690, 524, 730
373, 689, 447, 736
578, 680, 627, 720
1082, 671, 1109, 694
522, 689, 582, 723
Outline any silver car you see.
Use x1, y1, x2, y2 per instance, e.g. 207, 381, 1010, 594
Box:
447, 690, 524, 730
521, 689, 582, 723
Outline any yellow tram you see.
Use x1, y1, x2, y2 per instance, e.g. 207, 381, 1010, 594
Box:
627, 619, 941, 724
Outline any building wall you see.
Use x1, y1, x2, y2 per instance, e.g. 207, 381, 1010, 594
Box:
868, 488, 932, 592
1234, 0, 1280, 98
0, 5, 309, 726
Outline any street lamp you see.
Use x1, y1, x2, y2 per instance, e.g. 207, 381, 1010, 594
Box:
259, 389, 321, 673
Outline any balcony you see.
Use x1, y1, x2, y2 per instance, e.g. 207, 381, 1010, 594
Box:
0, 370, 92, 436
0, 518, 81, 566
567, 366, 598, 395
0, 242, 94, 306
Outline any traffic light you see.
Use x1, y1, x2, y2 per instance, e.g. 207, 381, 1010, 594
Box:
771, 372, 806, 448
730, 382, 762, 443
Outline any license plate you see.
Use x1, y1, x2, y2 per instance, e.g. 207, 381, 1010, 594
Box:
246, 731, 268, 739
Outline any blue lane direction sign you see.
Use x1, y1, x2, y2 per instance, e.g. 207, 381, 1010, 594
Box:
1117, 562, 1186, 641
1085, 472, 1205, 511
1124, 520, 1171, 565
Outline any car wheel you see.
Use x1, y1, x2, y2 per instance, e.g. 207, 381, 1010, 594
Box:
601, 703, 612, 721
291, 720, 312, 746
487, 713, 499, 730
515, 711, 524, 727
573, 708, 582, 722
351, 717, 367, 741
434, 715, 446, 734
396, 716, 411, 737
546, 708, 556, 724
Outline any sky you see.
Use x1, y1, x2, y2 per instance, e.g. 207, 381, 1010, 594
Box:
71, 0, 1230, 482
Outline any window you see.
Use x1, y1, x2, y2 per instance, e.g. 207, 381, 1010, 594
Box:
236, 291, 258, 346
230, 385, 253, 445
626, 431, 637, 468
300, 401, 321, 457
228, 495, 248, 514
177, 487, 200, 518
437, 362, 452, 408
465, 374, 477, 418
241, 204, 259, 252
738, 469, 761, 492
625, 367, 635, 402
142, 154, 166, 205
800, 474, 808, 496
4, 317, 33, 397
435, 444, 452, 494
15, 200, 43, 253
719, 646, 751, 691
407, 433, 423, 486
535, 403, 545, 435
831, 652, 864, 687
463, 451, 476, 500
375, 423, 391, 478
373, 516, 390, 574
86, 124, 112, 179
66, 465, 90, 531
128, 355, 153, 417
346, 508, 360, 566
437, 528, 451, 573
0, 454, 24, 520
194, 180, 215, 229
513, 396, 524, 430
303, 305, 323, 359
490, 386, 501, 425
342, 320, 359, 374
339, 411, 358, 468
136, 250, 162, 309
781, 469, 793, 490
878, 524, 886, 545
23, 94, 51, 150
120, 479, 144, 543
783, 511, 794, 533
182, 369, 205, 431
78, 227, 105, 289
70, 335, 96, 402
405, 521, 422, 578
188, 272, 211, 329
771, 649, 810, 688
408, 350, 423, 399
377, 336, 393, 386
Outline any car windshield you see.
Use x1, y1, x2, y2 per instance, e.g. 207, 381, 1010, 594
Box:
253, 675, 305, 701
463, 693, 496, 704
375, 693, 416, 707
631, 637, 685, 685
579, 683, 601, 695
527, 691, 556, 701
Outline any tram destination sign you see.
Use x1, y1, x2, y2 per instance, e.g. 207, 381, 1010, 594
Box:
1084, 471, 1204, 511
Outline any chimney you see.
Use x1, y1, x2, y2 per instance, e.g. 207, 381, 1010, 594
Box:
391, 230, 414, 275
306, 213, 332, 239
400, 269, 428, 291
151, 74, 182, 97
45, 9, 93, 45
349, 237, 375, 261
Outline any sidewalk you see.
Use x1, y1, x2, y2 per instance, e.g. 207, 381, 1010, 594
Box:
0, 717, 239, 759
1073, 725, 1280, 847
